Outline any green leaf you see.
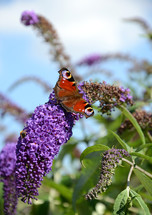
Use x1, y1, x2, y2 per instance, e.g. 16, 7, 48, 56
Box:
134, 169, 152, 196
57, 138, 78, 161
80, 144, 110, 165
72, 151, 101, 210
130, 152, 152, 164
119, 106, 145, 145
94, 113, 123, 131
109, 130, 129, 152
140, 193, 152, 201
130, 189, 151, 215
136, 143, 152, 152
113, 187, 130, 215
43, 177, 72, 202
76, 199, 93, 215
31, 201, 50, 215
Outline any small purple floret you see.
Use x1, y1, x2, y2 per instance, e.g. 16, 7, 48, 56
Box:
0, 143, 16, 178
119, 87, 132, 103
21, 10, 39, 26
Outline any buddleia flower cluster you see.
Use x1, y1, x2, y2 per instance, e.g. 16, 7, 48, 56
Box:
0, 142, 17, 215
85, 149, 130, 200
118, 110, 152, 134
20, 10, 78, 79
15, 92, 80, 204
79, 81, 133, 114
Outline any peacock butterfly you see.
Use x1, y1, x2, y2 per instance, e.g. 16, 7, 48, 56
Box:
54, 68, 94, 118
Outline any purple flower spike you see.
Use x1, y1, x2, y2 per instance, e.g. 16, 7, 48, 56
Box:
21, 10, 39, 26
16, 92, 79, 203
77, 54, 101, 66
85, 148, 130, 200
0, 142, 17, 215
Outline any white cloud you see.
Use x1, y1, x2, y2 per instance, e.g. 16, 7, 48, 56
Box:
0, 0, 151, 60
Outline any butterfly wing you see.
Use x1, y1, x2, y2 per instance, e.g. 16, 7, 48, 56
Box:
54, 68, 94, 118
62, 98, 94, 118
54, 68, 80, 100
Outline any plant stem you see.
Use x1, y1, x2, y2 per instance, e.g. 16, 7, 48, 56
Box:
122, 158, 152, 179
127, 160, 134, 186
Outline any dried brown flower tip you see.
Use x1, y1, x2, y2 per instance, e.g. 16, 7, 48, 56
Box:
129, 60, 152, 75
118, 110, 152, 134
124, 17, 150, 33
32, 15, 81, 80
0, 93, 28, 123
124, 17, 152, 42
8, 76, 52, 92
35, 15, 71, 67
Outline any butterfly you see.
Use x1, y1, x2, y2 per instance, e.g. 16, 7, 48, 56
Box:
54, 68, 94, 118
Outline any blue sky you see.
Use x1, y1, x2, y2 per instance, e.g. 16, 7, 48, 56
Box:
0, 0, 152, 148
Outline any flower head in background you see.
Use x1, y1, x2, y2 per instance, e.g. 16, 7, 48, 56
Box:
0, 93, 28, 123
77, 54, 101, 66
118, 110, 152, 134
0, 142, 17, 215
21, 10, 80, 80
0, 143, 16, 179
21, 10, 39, 26
15, 92, 80, 204
85, 149, 130, 200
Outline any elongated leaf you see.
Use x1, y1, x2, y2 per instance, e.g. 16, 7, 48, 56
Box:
136, 143, 152, 152
113, 187, 130, 215
31, 201, 50, 215
134, 169, 152, 196
130, 152, 152, 164
43, 177, 72, 202
119, 106, 145, 145
80, 144, 110, 164
73, 151, 101, 210
109, 130, 129, 152
130, 189, 151, 215
76, 199, 93, 215
140, 193, 152, 201
57, 141, 77, 161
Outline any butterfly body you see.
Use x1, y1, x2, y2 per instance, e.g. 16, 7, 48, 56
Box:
54, 68, 94, 118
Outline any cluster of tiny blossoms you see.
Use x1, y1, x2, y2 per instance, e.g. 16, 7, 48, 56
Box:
118, 110, 152, 133
0, 142, 17, 215
21, 11, 39, 26
77, 54, 102, 66
15, 92, 80, 204
80, 81, 133, 114
85, 149, 130, 200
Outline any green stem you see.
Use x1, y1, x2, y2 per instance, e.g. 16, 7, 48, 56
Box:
122, 158, 152, 179
127, 160, 135, 186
